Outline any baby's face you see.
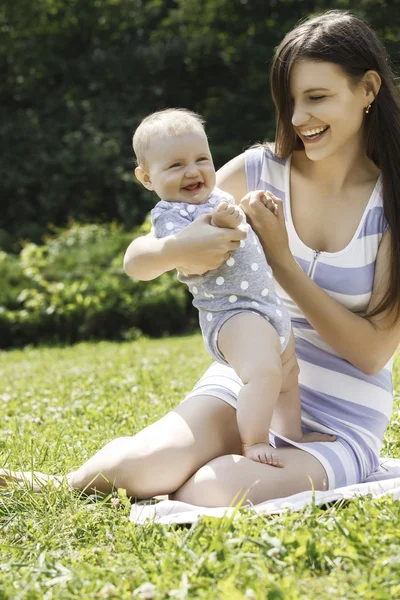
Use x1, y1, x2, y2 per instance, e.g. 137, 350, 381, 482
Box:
143, 131, 216, 204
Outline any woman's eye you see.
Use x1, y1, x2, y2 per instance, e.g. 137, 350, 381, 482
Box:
309, 96, 326, 101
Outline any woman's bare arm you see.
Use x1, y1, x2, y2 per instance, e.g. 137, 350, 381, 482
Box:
216, 157, 400, 374
275, 232, 399, 375
241, 192, 400, 375
124, 214, 246, 281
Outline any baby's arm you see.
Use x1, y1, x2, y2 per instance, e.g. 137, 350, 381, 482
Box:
124, 203, 192, 280
125, 201, 247, 280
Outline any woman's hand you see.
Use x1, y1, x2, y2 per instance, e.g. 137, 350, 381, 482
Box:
174, 213, 247, 275
240, 191, 292, 272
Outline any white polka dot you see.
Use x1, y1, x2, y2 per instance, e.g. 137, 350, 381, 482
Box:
279, 336, 286, 345
251, 301, 259, 307
240, 240, 246, 248
166, 222, 174, 231
208, 197, 216, 204
206, 312, 213, 321
240, 281, 249, 290
276, 309, 282, 317
251, 263, 259, 271
192, 286, 198, 295
257, 247, 262, 254
226, 257, 235, 266
261, 288, 269, 297
276, 297, 281, 305
229, 295, 237, 303
216, 277, 224, 286
187, 205, 196, 213
180, 209, 188, 217
267, 271, 272, 279
204, 291, 214, 299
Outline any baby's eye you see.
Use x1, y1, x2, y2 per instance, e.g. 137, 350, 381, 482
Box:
197, 157, 209, 162
169, 162, 182, 168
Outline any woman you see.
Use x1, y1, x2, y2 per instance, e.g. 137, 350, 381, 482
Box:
2, 10, 400, 507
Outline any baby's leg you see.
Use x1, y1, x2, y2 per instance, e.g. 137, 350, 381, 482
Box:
218, 312, 283, 467
270, 334, 303, 441
211, 201, 243, 229
270, 334, 337, 444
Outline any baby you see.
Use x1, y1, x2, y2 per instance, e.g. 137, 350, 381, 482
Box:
133, 108, 309, 467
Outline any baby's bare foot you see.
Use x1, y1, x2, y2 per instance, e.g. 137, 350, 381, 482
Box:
242, 443, 284, 467
211, 201, 243, 229
0, 469, 64, 493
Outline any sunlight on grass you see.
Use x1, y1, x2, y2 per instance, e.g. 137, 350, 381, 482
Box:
0, 336, 399, 599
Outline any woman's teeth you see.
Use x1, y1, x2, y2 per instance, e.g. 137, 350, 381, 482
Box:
302, 126, 329, 139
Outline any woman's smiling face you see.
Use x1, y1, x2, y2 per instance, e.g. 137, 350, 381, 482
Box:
290, 60, 369, 160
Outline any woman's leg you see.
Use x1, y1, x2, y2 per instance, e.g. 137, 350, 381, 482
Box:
0, 396, 241, 496
170, 447, 328, 508
64, 395, 242, 497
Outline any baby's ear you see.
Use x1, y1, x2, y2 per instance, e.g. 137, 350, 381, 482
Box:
135, 166, 154, 190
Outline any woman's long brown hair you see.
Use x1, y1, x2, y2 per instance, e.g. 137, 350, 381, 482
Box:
270, 10, 400, 321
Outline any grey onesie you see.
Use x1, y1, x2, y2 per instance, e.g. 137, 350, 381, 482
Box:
151, 187, 291, 364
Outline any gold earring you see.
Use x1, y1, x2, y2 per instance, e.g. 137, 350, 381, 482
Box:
365, 104, 371, 114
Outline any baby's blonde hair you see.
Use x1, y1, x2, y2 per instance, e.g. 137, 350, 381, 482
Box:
132, 108, 206, 168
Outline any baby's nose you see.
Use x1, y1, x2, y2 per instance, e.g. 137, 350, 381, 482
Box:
185, 163, 200, 176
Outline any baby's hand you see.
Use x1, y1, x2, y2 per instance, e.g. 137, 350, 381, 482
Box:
260, 192, 279, 216
242, 443, 284, 468
211, 201, 243, 229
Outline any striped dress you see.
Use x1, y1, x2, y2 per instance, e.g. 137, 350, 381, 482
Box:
185, 145, 393, 490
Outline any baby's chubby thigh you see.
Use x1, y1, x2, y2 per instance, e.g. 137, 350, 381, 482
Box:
218, 312, 282, 384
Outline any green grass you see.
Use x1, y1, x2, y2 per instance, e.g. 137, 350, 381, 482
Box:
1, 335, 399, 599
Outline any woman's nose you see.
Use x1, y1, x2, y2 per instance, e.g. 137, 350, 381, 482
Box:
291, 102, 310, 128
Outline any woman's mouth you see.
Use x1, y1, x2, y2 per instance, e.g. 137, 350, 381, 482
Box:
183, 182, 204, 193
300, 126, 330, 144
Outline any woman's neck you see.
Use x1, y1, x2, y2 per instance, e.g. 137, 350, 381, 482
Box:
292, 140, 380, 194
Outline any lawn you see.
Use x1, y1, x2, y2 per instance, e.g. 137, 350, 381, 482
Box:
1, 334, 399, 599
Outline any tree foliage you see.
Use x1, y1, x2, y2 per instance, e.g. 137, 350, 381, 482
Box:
1, 0, 399, 244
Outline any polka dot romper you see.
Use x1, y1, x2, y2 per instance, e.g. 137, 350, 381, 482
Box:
150, 187, 291, 365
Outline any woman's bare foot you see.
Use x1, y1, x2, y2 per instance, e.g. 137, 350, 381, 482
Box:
211, 201, 243, 229
0, 469, 65, 493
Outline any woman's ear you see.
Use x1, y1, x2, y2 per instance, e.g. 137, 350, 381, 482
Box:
135, 166, 154, 190
363, 70, 382, 103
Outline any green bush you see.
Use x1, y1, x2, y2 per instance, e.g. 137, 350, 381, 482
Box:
0, 222, 196, 348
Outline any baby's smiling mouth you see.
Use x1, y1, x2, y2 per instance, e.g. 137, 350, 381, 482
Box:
183, 182, 204, 191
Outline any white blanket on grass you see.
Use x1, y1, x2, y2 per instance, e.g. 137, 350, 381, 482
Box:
130, 458, 400, 525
